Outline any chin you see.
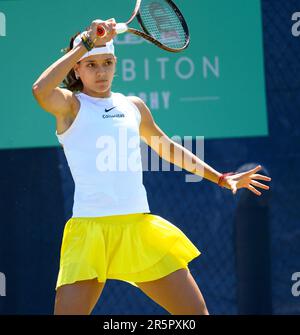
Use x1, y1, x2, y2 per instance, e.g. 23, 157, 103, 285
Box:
95, 83, 111, 92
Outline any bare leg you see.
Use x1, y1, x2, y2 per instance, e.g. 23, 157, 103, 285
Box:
54, 278, 106, 315
135, 268, 209, 315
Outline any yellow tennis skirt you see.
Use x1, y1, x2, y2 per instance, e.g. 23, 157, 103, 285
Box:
56, 213, 201, 289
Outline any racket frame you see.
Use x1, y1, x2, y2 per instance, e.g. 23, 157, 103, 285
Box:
135, 0, 190, 52
98, 0, 190, 53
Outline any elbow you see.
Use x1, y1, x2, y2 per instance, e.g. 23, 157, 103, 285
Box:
32, 83, 45, 99
32, 83, 40, 97
32, 83, 46, 106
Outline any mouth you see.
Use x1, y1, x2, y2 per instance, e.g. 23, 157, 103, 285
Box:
96, 80, 108, 83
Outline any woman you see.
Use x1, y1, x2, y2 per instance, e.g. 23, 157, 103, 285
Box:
32, 19, 271, 315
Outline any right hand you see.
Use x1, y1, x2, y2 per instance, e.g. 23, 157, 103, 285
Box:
86, 18, 117, 46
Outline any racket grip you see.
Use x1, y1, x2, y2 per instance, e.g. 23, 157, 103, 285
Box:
96, 23, 128, 37
116, 23, 128, 34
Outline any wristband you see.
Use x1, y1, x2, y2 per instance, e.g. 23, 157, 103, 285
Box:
81, 33, 95, 51
218, 172, 235, 188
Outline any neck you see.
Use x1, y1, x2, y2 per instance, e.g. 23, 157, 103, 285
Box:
82, 88, 112, 98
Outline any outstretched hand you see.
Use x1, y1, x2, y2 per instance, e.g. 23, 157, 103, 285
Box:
223, 165, 271, 196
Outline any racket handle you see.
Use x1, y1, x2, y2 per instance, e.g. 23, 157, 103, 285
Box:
96, 23, 128, 37
116, 23, 128, 34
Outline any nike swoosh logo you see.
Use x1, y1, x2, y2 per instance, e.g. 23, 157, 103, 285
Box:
105, 106, 117, 113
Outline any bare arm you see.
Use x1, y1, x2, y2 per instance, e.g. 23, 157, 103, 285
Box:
129, 96, 271, 195
32, 33, 92, 117
32, 20, 116, 116
32, 43, 86, 96
128, 96, 222, 184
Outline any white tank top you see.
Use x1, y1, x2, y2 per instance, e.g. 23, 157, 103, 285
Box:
56, 92, 150, 218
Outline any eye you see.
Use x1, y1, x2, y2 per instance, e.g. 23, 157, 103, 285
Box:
87, 63, 95, 67
105, 60, 113, 66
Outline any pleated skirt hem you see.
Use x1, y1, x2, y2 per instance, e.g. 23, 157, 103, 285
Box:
56, 213, 201, 290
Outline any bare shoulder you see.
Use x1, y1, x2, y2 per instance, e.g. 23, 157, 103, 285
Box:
127, 95, 144, 107
32, 86, 79, 117
127, 96, 153, 123
127, 96, 165, 142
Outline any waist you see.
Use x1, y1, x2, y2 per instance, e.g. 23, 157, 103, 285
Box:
72, 188, 150, 218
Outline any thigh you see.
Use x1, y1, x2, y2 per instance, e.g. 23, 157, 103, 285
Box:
54, 278, 106, 315
135, 269, 209, 315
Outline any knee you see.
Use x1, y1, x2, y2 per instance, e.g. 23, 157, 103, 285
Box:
199, 304, 209, 315
172, 301, 209, 315
189, 303, 209, 315
54, 294, 68, 315
54, 291, 82, 315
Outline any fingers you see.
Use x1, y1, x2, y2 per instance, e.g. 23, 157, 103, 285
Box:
227, 165, 270, 196
250, 180, 270, 190
252, 174, 272, 182
90, 19, 117, 40
91, 18, 115, 27
247, 184, 262, 196
246, 165, 262, 175
107, 18, 116, 24
229, 181, 237, 195
226, 179, 237, 195
104, 19, 117, 38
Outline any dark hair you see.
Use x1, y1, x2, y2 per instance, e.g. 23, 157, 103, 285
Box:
60, 32, 83, 92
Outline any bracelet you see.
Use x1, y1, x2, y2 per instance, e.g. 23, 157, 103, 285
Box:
81, 33, 94, 51
218, 172, 235, 188
81, 33, 95, 51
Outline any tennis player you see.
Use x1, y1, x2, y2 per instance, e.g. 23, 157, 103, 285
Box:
32, 19, 271, 315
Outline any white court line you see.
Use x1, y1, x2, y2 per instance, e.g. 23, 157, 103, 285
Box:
180, 96, 220, 102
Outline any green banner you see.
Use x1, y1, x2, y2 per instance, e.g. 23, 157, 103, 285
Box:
0, 0, 268, 149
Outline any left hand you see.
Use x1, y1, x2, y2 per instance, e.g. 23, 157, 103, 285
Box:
222, 165, 271, 196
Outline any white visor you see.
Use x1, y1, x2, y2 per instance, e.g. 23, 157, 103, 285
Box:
73, 31, 115, 61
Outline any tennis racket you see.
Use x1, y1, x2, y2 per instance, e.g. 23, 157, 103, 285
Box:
96, 0, 190, 53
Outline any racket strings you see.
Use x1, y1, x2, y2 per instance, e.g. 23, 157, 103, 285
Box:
139, 0, 188, 49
